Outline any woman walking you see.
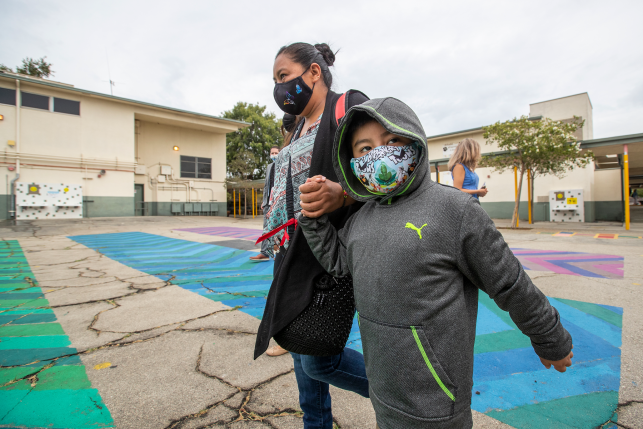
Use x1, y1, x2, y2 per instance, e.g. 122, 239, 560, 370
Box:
254, 42, 369, 429
448, 138, 488, 198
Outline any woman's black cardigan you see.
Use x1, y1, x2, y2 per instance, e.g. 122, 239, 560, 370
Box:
254, 89, 368, 358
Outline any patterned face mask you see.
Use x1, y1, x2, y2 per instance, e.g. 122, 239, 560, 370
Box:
350, 142, 420, 194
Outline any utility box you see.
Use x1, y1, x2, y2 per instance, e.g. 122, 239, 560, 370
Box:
549, 189, 584, 222
15, 182, 83, 219
157, 175, 166, 183
134, 165, 146, 175
160, 165, 172, 176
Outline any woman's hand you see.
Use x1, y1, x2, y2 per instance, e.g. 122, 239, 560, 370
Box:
299, 175, 346, 218
478, 187, 489, 197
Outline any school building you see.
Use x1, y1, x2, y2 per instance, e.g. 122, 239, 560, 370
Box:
0, 71, 248, 220
426, 93, 643, 224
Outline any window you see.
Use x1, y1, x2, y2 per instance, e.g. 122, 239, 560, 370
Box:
0, 87, 16, 106
21, 91, 49, 110
53, 97, 80, 115
181, 156, 212, 179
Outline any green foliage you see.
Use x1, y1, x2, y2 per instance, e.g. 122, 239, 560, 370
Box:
480, 115, 593, 227
222, 102, 283, 181
480, 115, 593, 178
2, 57, 54, 78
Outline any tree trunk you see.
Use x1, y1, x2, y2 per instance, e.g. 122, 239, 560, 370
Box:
511, 166, 525, 229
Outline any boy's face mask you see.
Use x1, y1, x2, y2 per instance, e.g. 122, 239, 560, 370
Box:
350, 142, 420, 194
270, 155, 278, 162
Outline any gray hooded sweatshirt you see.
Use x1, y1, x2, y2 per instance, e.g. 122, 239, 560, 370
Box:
298, 98, 573, 429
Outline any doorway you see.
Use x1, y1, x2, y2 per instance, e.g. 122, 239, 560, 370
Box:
134, 184, 145, 216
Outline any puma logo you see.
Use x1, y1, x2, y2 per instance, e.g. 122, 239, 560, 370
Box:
405, 222, 427, 239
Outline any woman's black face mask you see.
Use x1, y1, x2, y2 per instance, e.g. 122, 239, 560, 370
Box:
273, 69, 315, 116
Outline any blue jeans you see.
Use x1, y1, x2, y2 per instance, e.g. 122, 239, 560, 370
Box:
291, 350, 369, 429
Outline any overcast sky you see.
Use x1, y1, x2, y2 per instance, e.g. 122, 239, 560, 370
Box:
2, 0, 642, 139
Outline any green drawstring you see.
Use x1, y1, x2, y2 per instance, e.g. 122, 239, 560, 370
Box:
388, 198, 392, 205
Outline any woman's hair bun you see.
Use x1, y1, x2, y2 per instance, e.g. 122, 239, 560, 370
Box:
314, 43, 336, 67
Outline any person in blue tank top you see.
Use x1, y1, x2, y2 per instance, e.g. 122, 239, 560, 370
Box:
448, 138, 488, 199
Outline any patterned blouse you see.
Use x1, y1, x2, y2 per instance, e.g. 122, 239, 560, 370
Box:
263, 116, 322, 253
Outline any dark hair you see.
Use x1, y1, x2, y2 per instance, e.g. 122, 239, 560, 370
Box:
270, 145, 280, 151
276, 42, 336, 89
345, 111, 377, 145
282, 113, 297, 133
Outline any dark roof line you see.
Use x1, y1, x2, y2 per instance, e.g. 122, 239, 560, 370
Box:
0, 72, 250, 127
426, 116, 543, 140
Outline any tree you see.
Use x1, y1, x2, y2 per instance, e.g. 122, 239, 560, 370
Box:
222, 102, 283, 181
480, 116, 593, 228
0, 57, 54, 79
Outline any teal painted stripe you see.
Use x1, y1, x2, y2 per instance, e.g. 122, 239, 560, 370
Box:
0, 308, 54, 315
0, 335, 71, 350
487, 390, 618, 428
0, 389, 114, 428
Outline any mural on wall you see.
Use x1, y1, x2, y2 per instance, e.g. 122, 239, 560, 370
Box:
16, 183, 83, 220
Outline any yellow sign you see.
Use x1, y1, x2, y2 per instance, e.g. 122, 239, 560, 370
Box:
567, 197, 577, 205
29, 186, 38, 193
557, 193, 564, 199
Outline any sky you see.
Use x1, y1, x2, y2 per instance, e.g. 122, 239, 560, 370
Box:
2, 0, 642, 139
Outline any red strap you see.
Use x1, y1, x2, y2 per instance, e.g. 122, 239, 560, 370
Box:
335, 92, 347, 125
255, 218, 298, 247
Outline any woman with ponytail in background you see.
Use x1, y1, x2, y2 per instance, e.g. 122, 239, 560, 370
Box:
254, 42, 370, 429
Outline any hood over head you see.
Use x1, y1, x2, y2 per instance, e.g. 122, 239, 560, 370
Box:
333, 97, 429, 204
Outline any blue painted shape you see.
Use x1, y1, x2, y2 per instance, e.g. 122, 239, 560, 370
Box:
475, 303, 513, 335
548, 298, 622, 347
472, 358, 621, 412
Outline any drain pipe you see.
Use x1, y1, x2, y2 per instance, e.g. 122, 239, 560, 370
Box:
9, 79, 20, 219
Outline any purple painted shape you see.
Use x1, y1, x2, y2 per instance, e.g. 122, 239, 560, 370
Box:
512, 249, 624, 279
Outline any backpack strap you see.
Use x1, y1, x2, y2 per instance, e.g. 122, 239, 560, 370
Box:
335, 92, 347, 125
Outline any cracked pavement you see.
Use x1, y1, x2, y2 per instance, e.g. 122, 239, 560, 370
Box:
1, 216, 641, 428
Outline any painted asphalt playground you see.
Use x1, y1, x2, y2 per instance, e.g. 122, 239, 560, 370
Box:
66, 228, 625, 429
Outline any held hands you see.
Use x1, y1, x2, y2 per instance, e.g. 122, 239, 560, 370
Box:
539, 345, 574, 373
478, 187, 489, 197
299, 175, 345, 218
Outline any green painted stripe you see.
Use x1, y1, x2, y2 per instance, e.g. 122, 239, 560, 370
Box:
553, 298, 622, 328
0, 286, 41, 293
410, 326, 455, 402
0, 298, 50, 309
474, 329, 532, 354
0, 323, 66, 337
486, 390, 618, 428
1, 365, 91, 391
0, 309, 54, 315
0, 335, 71, 350
204, 290, 269, 301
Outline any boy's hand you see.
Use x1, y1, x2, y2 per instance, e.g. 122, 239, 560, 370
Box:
539, 345, 574, 373
299, 175, 344, 218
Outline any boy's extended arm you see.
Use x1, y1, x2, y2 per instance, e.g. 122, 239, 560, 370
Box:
456, 199, 573, 363
298, 213, 352, 278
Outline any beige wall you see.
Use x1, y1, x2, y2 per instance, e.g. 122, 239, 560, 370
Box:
135, 120, 227, 203
426, 93, 599, 205
529, 93, 593, 140
594, 169, 623, 202
0, 75, 242, 211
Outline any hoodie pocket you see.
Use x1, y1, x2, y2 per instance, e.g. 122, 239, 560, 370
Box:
360, 315, 457, 420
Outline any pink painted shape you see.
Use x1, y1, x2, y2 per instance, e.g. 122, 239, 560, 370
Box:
522, 257, 577, 275
591, 263, 624, 277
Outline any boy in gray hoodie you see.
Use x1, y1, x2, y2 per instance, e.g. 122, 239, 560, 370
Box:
297, 98, 574, 428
